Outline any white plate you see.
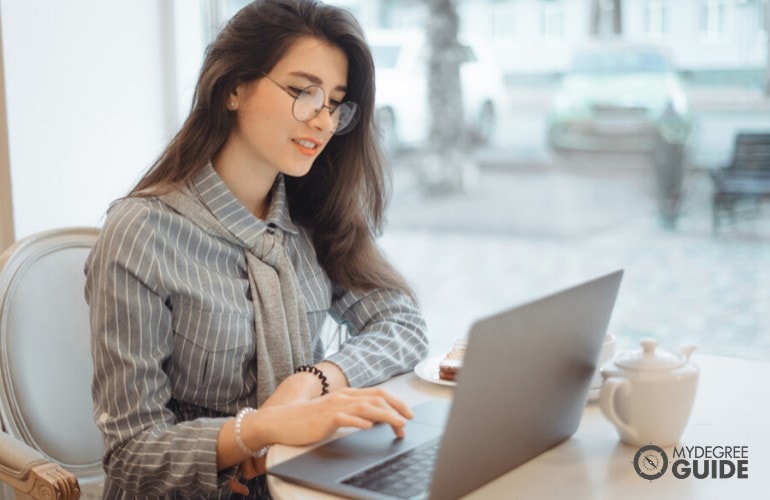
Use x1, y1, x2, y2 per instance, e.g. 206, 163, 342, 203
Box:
413, 354, 457, 387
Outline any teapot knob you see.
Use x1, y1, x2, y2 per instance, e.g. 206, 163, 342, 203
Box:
640, 338, 657, 355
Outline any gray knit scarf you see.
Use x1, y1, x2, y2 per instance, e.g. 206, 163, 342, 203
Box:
158, 184, 312, 407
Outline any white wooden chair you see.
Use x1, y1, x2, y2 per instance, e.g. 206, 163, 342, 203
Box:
0, 228, 103, 499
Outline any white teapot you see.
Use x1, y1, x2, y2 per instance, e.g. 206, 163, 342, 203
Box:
599, 338, 698, 447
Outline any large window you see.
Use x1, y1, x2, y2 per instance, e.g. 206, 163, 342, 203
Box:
643, 0, 670, 39
541, 2, 565, 40
492, 3, 518, 41
699, 0, 729, 42
205, 0, 770, 360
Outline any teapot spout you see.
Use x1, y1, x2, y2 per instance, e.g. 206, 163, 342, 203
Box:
678, 344, 697, 360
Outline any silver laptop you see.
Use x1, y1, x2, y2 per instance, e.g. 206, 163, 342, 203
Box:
268, 269, 623, 499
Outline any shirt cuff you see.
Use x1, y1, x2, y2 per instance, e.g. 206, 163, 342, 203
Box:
193, 417, 233, 490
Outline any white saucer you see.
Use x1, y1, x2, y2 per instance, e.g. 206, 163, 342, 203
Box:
413, 354, 457, 387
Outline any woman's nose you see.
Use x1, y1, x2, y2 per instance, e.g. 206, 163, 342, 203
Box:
307, 107, 336, 133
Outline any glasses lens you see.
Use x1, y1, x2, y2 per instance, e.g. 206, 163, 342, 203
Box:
292, 86, 325, 122
292, 85, 360, 135
332, 102, 360, 135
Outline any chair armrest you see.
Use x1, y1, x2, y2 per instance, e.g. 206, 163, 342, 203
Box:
0, 432, 80, 499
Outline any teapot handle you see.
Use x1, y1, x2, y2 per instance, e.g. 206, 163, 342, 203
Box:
599, 377, 638, 443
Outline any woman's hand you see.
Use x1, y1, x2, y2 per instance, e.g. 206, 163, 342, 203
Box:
228, 456, 267, 496
263, 386, 413, 445
261, 361, 350, 407
259, 371, 324, 407
227, 387, 413, 494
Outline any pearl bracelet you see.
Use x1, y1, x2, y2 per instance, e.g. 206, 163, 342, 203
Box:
234, 407, 269, 458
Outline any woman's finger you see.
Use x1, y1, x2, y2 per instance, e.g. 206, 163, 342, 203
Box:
254, 456, 268, 477
339, 401, 408, 434
378, 391, 413, 419
332, 412, 375, 431
390, 422, 406, 439
340, 388, 413, 419
240, 457, 260, 480
322, 392, 410, 434
228, 475, 249, 496
339, 404, 406, 438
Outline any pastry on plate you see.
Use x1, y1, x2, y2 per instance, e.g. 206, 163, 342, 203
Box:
438, 357, 462, 381
438, 338, 467, 381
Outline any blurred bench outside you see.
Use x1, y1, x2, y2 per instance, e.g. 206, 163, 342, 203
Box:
711, 132, 770, 230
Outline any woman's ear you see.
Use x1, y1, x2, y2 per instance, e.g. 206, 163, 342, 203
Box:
228, 84, 243, 111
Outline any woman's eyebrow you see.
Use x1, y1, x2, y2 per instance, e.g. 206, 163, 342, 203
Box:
288, 70, 347, 92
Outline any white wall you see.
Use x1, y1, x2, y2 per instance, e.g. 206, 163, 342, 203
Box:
1, 0, 172, 239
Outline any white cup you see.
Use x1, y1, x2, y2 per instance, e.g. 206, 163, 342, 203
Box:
591, 334, 616, 389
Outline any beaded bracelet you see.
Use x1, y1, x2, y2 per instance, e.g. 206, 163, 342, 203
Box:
294, 364, 330, 396
234, 407, 269, 458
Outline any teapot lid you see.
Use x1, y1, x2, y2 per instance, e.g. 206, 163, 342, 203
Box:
614, 338, 685, 371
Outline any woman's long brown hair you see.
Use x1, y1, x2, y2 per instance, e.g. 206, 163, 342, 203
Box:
130, 0, 414, 301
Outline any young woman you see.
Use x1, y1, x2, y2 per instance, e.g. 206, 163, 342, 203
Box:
85, 0, 429, 497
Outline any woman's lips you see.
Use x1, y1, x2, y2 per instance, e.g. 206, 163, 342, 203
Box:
293, 138, 322, 156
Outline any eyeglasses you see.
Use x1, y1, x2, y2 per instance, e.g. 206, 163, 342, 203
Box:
262, 73, 360, 135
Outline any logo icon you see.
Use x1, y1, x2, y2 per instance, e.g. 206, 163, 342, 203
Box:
634, 444, 668, 480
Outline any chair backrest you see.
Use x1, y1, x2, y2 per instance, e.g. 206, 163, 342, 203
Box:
731, 133, 770, 171
0, 228, 103, 492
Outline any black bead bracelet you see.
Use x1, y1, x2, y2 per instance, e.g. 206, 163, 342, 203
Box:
294, 365, 330, 396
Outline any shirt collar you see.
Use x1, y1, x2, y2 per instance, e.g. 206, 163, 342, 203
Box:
263, 175, 298, 236
190, 164, 299, 247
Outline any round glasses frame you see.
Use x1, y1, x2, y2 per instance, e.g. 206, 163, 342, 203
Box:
262, 73, 360, 135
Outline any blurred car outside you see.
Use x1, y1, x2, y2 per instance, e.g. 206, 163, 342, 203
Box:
368, 30, 508, 154
546, 41, 691, 153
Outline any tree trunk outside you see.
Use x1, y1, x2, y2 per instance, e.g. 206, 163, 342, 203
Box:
590, 0, 600, 36
612, 0, 622, 35
425, 0, 464, 149
421, 0, 477, 193
590, 0, 623, 38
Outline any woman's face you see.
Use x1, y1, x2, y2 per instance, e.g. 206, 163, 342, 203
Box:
226, 36, 350, 180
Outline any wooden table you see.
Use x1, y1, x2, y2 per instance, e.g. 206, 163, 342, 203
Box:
266, 354, 770, 499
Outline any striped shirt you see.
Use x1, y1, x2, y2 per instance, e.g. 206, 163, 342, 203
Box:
85, 165, 428, 498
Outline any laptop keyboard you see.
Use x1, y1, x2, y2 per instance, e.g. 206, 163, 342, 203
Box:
341, 439, 440, 499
